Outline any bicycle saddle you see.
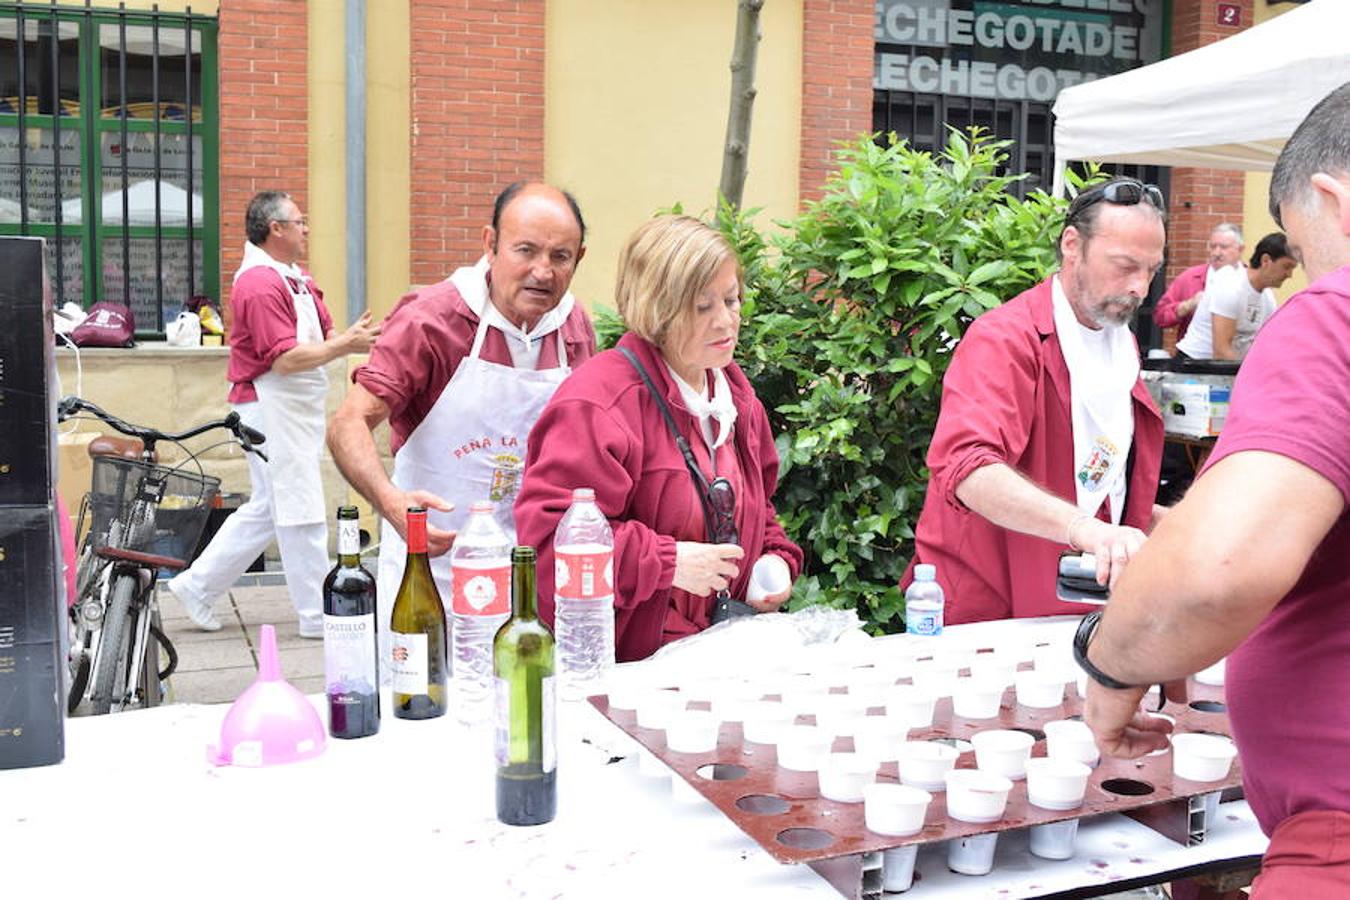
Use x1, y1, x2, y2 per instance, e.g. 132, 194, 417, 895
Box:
87, 434, 157, 462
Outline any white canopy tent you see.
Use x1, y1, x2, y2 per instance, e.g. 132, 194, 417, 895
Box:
1051, 0, 1350, 195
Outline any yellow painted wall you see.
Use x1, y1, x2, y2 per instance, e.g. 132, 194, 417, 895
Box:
366, 2, 411, 319
1243, 0, 1304, 302
544, 0, 803, 310
308, 0, 346, 316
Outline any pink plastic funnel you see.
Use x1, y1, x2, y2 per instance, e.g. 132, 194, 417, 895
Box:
207, 625, 327, 767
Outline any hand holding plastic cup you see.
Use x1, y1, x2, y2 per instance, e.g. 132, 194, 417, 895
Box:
746, 553, 791, 604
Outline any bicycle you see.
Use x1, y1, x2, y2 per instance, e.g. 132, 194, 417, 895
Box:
59, 396, 268, 715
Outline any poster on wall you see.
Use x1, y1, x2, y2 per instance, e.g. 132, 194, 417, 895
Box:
874, 0, 1165, 103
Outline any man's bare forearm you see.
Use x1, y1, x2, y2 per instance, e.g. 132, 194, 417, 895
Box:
327, 411, 398, 517
1089, 451, 1343, 684
956, 462, 1081, 545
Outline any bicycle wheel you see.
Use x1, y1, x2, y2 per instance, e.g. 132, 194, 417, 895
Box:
90, 574, 137, 715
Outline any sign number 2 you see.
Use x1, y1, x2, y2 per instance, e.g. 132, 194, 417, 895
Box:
1217, 3, 1240, 27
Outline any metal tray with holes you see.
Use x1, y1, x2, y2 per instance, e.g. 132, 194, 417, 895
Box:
590, 667, 1241, 866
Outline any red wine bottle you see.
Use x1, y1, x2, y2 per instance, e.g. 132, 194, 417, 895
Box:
323, 506, 380, 739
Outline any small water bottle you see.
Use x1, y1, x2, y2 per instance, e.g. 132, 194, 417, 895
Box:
450, 501, 512, 724
905, 564, 944, 637
553, 488, 615, 700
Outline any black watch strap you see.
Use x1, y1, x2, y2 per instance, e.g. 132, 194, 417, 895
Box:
1073, 611, 1137, 690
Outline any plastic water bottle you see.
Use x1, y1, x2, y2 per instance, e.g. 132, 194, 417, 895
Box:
553, 488, 615, 700
905, 564, 944, 637
450, 501, 512, 724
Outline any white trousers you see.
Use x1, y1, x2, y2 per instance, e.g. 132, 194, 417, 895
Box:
168, 402, 326, 627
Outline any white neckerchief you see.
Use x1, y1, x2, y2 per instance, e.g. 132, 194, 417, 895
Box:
666, 364, 737, 455
234, 241, 305, 286
1051, 276, 1138, 523
449, 257, 575, 370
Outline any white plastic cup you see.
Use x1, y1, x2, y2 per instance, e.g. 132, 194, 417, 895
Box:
776, 724, 833, 772
881, 845, 920, 893
1194, 658, 1226, 687
969, 655, 1017, 688
947, 832, 999, 875
1014, 670, 1067, 709
971, 729, 1035, 780
779, 675, 831, 714
746, 553, 792, 604
944, 768, 1014, 823
818, 752, 878, 802
852, 716, 910, 763
665, 710, 721, 754
1024, 757, 1092, 810
845, 681, 891, 710
741, 701, 795, 745
1045, 719, 1101, 768
897, 740, 961, 790
1029, 818, 1080, 860
1171, 733, 1238, 782
885, 685, 938, 730
814, 694, 871, 738
911, 659, 960, 697
606, 678, 649, 711
1032, 643, 1075, 680
635, 689, 686, 730
848, 666, 900, 691
862, 782, 933, 836
951, 676, 1006, 719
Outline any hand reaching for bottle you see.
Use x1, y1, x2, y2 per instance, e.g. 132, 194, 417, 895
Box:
672, 541, 744, 597
386, 489, 456, 556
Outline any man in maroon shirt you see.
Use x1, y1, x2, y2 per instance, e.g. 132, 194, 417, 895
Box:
1083, 83, 1350, 897
904, 178, 1166, 624
168, 191, 380, 637
1151, 222, 1244, 343
327, 182, 596, 652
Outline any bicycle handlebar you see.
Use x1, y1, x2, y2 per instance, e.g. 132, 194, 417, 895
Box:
58, 397, 269, 461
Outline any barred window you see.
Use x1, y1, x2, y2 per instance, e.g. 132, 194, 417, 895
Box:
0, 4, 218, 337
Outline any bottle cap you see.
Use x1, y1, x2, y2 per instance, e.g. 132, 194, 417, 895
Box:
572, 487, 596, 502
337, 505, 359, 519
406, 507, 428, 554
914, 564, 937, 581
512, 546, 537, 563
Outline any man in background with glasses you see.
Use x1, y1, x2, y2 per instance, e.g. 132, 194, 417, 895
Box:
1083, 82, 1350, 897
1152, 222, 1245, 347
902, 177, 1166, 624
169, 191, 381, 638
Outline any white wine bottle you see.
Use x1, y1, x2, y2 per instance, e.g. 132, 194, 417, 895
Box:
389, 507, 447, 720
494, 546, 556, 825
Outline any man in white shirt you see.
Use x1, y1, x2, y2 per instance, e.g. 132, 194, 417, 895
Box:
1175, 232, 1298, 360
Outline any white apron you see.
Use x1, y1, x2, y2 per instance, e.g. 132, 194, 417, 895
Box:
237, 244, 329, 528
375, 295, 573, 611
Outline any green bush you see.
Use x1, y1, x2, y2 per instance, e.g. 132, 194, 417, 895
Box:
598, 129, 1081, 633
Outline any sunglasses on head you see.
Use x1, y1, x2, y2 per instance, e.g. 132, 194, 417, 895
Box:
1065, 178, 1165, 230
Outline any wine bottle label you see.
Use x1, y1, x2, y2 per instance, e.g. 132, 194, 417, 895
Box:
323, 613, 377, 701
337, 519, 360, 556
451, 560, 510, 616
389, 631, 429, 695
493, 675, 557, 774
554, 546, 614, 601
542, 674, 556, 774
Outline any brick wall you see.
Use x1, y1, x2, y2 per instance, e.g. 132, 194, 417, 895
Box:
408, 0, 545, 286
217, 0, 309, 310
1163, 0, 1254, 282
799, 0, 874, 205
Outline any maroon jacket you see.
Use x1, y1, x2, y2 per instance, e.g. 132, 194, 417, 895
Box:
514, 333, 803, 662
905, 278, 1164, 624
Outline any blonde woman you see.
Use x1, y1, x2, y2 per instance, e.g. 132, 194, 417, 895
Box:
514, 215, 802, 661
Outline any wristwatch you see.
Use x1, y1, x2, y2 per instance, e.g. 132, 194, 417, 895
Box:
1072, 611, 1137, 690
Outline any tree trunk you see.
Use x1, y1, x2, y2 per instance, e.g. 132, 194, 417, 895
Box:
718, 0, 763, 211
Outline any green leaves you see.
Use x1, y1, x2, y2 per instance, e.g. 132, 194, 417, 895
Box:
600, 129, 1071, 634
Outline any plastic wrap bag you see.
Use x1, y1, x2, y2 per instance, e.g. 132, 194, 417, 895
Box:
165, 310, 202, 347
646, 605, 867, 681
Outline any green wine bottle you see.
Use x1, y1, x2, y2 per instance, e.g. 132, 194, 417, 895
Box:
390, 507, 448, 719
494, 546, 556, 825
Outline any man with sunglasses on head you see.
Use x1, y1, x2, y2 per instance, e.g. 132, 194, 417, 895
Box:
902, 177, 1166, 624
1082, 82, 1350, 898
